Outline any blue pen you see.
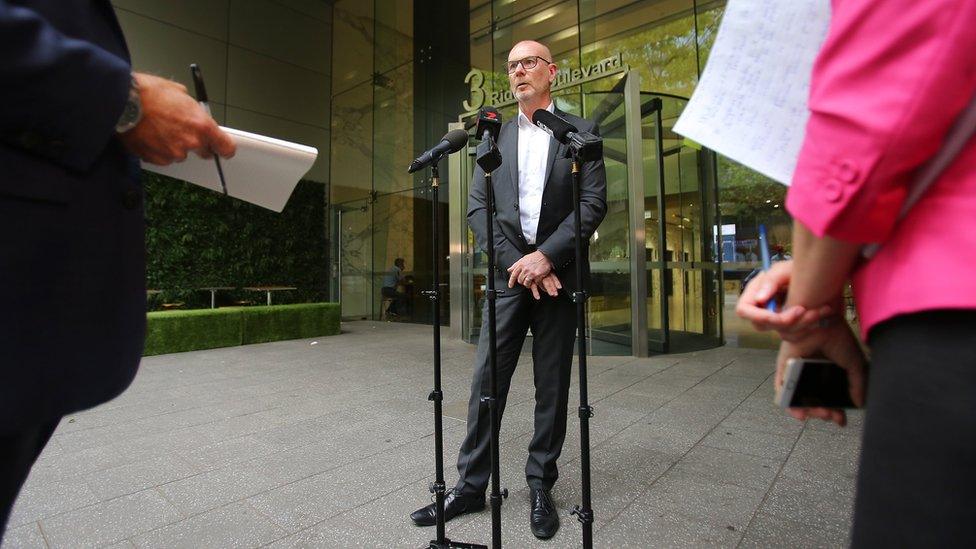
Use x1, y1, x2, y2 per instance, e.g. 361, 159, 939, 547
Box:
758, 224, 778, 312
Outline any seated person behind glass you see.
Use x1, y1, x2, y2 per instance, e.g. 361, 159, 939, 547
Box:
381, 258, 406, 316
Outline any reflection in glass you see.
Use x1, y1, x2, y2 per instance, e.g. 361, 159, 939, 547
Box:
582, 74, 632, 355
332, 1, 375, 96
718, 157, 789, 348
331, 80, 374, 204
335, 200, 372, 319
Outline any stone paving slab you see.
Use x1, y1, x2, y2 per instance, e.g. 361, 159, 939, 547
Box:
1, 321, 862, 548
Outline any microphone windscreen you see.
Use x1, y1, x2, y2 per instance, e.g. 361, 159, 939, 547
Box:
476, 106, 502, 142
443, 129, 470, 153
532, 109, 577, 144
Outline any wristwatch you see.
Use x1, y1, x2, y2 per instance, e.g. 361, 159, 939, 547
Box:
115, 75, 143, 133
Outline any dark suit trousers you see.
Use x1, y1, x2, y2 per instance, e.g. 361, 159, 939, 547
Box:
455, 288, 577, 496
1, 419, 60, 539
851, 310, 976, 547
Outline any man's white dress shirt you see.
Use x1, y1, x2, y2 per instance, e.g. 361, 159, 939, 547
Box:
516, 102, 554, 245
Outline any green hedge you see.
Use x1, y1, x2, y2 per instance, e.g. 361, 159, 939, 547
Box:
144, 303, 340, 356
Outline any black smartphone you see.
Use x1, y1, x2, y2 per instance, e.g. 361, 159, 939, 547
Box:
775, 358, 858, 409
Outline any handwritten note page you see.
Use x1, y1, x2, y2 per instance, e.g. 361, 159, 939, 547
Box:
673, 0, 830, 185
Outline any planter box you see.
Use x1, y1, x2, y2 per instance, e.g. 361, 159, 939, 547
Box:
144, 303, 340, 356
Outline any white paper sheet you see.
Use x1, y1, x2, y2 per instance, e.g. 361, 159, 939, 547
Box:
144, 127, 318, 212
673, 0, 830, 185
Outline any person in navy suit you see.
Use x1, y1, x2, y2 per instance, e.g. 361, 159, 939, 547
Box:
0, 1, 236, 537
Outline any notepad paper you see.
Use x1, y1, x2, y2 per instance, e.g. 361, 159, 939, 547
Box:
144, 127, 318, 212
673, 0, 830, 185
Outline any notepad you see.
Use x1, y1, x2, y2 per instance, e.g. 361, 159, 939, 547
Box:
144, 127, 319, 212
673, 0, 831, 185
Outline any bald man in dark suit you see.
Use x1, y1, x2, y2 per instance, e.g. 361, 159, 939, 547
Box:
411, 40, 607, 540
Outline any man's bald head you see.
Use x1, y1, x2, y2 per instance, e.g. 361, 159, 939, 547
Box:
508, 40, 553, 63
507, 40, 557, 112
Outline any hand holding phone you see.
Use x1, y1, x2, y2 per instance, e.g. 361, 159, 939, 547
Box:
775, 358, 861, 409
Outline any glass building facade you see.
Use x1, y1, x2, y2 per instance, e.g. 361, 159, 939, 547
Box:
329, 0, 790, 354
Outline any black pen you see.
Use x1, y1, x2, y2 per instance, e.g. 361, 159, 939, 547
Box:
189, 63, 228, 195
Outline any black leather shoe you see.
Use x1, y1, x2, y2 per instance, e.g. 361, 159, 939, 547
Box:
529, 488, 559, 539
410, 489, 486, 527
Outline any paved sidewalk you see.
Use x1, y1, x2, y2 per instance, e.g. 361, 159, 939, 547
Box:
2, 321, 861, 548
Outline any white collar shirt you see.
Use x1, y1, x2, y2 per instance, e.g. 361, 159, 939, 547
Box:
516, 102, 554, 245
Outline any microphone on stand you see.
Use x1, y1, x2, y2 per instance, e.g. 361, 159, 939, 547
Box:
408, 129, 469, 173
475, 107, 502, 173
475, 106, 502, 142
531, 109, 603, 162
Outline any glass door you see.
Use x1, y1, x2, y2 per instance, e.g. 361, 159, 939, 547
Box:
331, 199, 372, 320
644, 94, 722, 353
642, 95, 669, 353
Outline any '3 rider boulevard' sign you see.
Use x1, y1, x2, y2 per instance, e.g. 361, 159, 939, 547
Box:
461, 52, 627, 114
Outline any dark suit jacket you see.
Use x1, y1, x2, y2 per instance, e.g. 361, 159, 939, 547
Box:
0, 1, 144, 434
467, 108, 608, 295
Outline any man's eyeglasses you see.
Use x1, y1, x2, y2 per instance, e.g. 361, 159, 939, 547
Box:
506, 56, 552, 73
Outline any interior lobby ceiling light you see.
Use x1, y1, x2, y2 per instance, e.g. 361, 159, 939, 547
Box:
530, 8, 557, 24
550, 26, 579, 42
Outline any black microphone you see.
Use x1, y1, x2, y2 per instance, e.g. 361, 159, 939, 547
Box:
532, 109, 577, 143
475, 106, 501, 143
475, 107, 503, 173
532, 109, 603, 162
408, 129, 469, 173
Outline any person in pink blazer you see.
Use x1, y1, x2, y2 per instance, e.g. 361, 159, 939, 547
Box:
737, 0, 976, 545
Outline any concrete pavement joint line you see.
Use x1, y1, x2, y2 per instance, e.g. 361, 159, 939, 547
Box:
152, 486, 189, 521
589, 359, 684, 404
590, 359, 763, 538
35, 520, 51, 549
130, 499, 288, 547
57, 399, 282, 448
245, 498, 292, 538
29, 411, 453, 535
154, 416, 456, 523
258, 475, 440, 546
563, 357, 743, 470
734, 414, 808, 549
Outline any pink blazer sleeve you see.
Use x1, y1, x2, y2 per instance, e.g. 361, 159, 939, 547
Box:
787, 0, 976, 243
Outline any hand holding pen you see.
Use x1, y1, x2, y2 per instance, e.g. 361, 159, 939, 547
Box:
118, 72, 235, 166
735, 229, 836, 338
190, 64, 230, 194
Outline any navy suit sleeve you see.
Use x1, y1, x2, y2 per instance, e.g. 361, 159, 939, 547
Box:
536, 122, 608, 268
0, 1, 131, 171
